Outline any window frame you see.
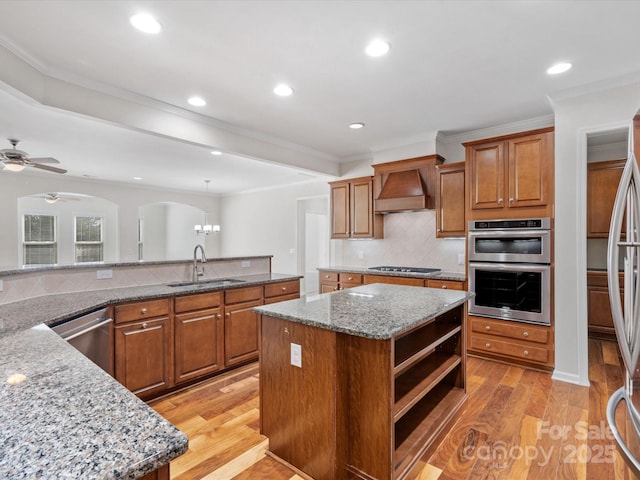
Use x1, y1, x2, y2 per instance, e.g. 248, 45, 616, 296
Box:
22, 213, 58, 265
74, 215, 104, 264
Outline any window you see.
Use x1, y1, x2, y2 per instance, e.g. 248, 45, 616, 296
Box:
75, 216, 103, 263
23, 214, 57, 265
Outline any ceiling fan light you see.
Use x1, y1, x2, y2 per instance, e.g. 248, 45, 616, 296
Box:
3, 162, 25, 172
44, 195, 58, 204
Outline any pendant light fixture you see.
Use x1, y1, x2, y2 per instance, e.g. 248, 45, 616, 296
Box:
194, 180, 221, 235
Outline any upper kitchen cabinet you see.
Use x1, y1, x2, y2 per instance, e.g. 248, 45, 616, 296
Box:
435, 162, 465, 237
587, 159, 625, 238
465, 128, 554, 220
329, 176, 383, 239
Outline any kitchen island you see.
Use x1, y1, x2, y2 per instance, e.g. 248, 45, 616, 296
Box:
255, 283, 473, 480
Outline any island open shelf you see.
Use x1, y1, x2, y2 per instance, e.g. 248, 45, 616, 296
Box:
256, 283, 470, 480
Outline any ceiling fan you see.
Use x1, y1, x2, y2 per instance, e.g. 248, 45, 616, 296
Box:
39, 193, 80, 204
0, 139, 67, 174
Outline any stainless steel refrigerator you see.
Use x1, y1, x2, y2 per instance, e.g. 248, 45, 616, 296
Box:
607, 127, 640, 474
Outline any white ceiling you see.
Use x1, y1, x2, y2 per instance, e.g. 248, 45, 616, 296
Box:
0, 0, 639, 194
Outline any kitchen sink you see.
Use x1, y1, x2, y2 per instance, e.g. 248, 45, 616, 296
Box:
167, 278, 247, 288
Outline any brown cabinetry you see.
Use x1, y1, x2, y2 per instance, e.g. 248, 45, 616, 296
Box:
114, 299, 173, 399
174, 291, 224, 385
426, 278, 466, 290
363, 274, 424, 287
264, 280, 300, 304
319, 270, 364, 292
330, 176, 383, 239
467, 315, 554, 370
224, 286, 263, 367
587, 270, 621, 338
436, 162, 465, 237
587, 159, 625, 237
465, 128, 554, 220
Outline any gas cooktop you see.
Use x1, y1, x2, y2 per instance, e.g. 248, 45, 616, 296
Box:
368, 266, 441, 274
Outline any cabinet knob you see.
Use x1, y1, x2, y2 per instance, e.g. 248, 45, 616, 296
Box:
498, 198, 503, 204
325, 275, 330, 279
334, 286, 339, 291
225, 312, 230, 317
509, 197, 514, 203
141, 307, 148, 314
523, 331, 529, 337
281, 287, 287, 291
347, 276, 353, 281
523, 350, 529, 356
485, 342, 491, 348
216, 313, 222, 319
441, 285, 447, 289
142, 322, 148, 329
485, 325, 491, 330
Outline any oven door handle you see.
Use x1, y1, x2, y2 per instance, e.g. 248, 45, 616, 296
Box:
468, 229, 550, 238
469, 262, 550, 271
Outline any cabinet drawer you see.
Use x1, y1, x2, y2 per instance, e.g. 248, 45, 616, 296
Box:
175, 291, 223, 313
427, 279, 465, 290
320, 271, 339, 282
115, 299, 170, 324
470, 317, 548, 344
225, 286, 263, 305
264, 293, 300, 305
470, 336, 549, 363
265, 280, 300, 298
363, 275, 424, 287
338, 273, 362, 284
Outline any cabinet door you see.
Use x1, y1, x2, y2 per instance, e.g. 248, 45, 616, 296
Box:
174, 308, 223, 384
351, 178, 375, 238
468, 141, 505, 210
330, 182, 350, 238
320, 282, 339, 293
225, 301, 262, 367
115, 317, 172, 399
507, 132, 550, 208
436, 162, 465, 237
587, 159, 625, 237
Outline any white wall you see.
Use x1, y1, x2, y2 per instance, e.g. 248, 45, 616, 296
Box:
552, 81, 640, 386
0, 172, 221, 265
220, 181, 331, 274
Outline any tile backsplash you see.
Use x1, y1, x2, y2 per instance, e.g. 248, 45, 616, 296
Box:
338, 210, 465, 272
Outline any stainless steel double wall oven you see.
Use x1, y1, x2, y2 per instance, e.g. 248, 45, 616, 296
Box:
467, 218, 552, 326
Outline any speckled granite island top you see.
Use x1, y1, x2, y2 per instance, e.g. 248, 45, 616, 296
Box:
254, 283, 473, 339
0, 325, 187, 479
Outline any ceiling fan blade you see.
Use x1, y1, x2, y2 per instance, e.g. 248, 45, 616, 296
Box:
28, 157, 60, 164
30, 163, 67, 174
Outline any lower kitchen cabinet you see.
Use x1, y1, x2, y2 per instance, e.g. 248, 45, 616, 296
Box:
363, 274, 424, 287
174, 291, 224, 384
114, 299, 173, 399
224, 286, 263, 367
426, 278, 466, 290
319, 270, 364, 292
467, 315, 554, 370
264, 279, 301, 304
587, 270, 621, 339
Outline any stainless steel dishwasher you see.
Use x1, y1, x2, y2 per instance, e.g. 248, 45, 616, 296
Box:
52, 307, 114, 376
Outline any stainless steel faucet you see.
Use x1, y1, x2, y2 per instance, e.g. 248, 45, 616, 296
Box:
193, 244, 207, 282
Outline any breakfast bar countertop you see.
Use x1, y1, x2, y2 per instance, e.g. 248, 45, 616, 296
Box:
255, 283, 473, 340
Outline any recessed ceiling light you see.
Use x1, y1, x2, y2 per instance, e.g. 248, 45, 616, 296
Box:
129, 13, 162, 34
133, 176, 142, 180
546, 62, 572, 75
188, 96, 206, 107
365, 39, 390, 57
210, 150, 222, 155
273, 84, 294, 97
349, 123, 365, 129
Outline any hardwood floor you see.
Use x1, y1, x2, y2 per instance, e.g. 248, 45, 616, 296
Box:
149, 339, 637, 480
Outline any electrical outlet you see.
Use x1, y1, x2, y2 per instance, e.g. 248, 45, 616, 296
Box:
457, 253, 465, 265
96, 269, 113, 280
358, 250, 365, 260
291, 343, 302, 368
241, 261, 251, 268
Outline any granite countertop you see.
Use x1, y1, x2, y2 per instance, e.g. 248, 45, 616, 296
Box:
319, 266, 466, 282
0, 272, 301, 479
254, 283, 473, 340
0, 273, 302, 336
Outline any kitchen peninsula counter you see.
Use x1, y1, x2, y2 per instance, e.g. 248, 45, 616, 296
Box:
255, 284, 472, 480
0, 272, 301, 479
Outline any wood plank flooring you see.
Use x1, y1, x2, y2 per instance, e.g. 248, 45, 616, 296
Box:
149, 338, 637, 480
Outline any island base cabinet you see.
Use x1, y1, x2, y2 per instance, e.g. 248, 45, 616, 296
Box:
139, 464, 169, 480
259, 303, 466, 480
260, 317, 346, 480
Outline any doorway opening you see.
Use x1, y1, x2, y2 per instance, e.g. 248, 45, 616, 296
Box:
296, 196, 330, 295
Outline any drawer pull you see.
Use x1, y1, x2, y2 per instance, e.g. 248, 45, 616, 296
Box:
141, 307, 148, 314
226, 312, 230, 317
281, 286, 287, 291
523, 331, 529, 337
347, 276, 353, 281
216, 313, 222, 319
441, 285, 447, 289
485, 342, 491, 348
485, 325, 491, 330
142, 322, 148, 329
325, 275, 330, 279
523, 350, 529, 356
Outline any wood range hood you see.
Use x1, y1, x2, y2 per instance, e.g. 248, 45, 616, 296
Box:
373, 154, 445, 213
